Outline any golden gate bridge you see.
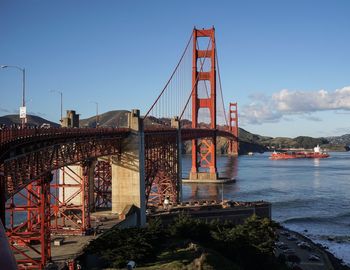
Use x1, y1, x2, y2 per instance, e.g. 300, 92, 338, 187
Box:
0, 27, 239, 269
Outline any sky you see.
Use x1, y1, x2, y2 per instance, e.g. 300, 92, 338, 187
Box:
1, 0, 350, 138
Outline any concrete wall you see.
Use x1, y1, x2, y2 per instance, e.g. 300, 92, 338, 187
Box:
111, 110, 146, 226
61, 110, 79, 128
149, 202, 272, 226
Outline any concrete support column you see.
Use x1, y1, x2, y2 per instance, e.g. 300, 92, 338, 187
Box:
111, 109, 145, 226
171, 117, 182, 202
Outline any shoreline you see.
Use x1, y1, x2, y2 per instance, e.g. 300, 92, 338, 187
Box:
280, 226, 350, 270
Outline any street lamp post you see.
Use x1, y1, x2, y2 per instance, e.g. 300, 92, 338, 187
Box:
50, 90, 63, 124
1, 65, 26, 127
91, 101, 99, 128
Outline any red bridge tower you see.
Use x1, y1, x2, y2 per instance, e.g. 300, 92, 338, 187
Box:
190, 27, 218, 180
229, 102, 239, 155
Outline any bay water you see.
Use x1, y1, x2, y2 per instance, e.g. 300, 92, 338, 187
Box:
182, 152, 350, 265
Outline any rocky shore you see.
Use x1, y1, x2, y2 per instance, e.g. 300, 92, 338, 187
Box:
279, 227, 350, 270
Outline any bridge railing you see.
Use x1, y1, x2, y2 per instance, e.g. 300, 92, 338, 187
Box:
144, 127, 235, 140
0, 127, 130, 145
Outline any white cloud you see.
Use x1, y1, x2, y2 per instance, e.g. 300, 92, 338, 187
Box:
272, 87, 350, 113
240, 102, 282, 125
240, 86, 350, 125
300, 115, 322, 122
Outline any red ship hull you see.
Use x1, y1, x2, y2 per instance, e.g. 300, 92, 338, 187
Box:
270, 152, 329, 160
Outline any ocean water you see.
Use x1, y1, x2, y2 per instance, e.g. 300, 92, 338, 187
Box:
181, 152, 350, 265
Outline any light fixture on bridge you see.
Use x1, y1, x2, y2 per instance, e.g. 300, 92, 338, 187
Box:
90, 101, 99, 128
50, 90, 63, 124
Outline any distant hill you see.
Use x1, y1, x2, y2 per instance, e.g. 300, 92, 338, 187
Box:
260, 136, 329, 149
0, 114, 59, 127
326, 134, 350, 145
80, 110, 129, 128
238, 128, 272, 144
323, 134, 350, 151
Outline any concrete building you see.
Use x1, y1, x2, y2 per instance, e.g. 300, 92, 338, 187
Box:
61, 110, 79, 128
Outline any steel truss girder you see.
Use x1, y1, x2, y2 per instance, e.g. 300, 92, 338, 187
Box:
94, 160, 112, 209
144, 132, 179, 206
50, 163, 92, 235
198, 139, 212, 168
3, 138, 123, 200
6, 176, 51, 270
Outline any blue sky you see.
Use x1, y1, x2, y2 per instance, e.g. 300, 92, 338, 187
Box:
1, 0, 350, 137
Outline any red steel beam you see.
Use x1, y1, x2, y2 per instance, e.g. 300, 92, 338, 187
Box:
50, 164, 91, 235
6, 175, 51, 269
94, 160, 112, 209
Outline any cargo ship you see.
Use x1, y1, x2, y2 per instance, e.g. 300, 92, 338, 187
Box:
270, 145, 329, 160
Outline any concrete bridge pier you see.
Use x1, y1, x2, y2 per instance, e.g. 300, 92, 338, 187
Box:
111, 109, 146, 226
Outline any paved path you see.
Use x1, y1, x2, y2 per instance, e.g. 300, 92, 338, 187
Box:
14, 211, 120, 269
277, 228, 334, 270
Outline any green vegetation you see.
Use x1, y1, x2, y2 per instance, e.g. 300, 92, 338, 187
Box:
137, 244, 240, 270
82, 214, 288, 270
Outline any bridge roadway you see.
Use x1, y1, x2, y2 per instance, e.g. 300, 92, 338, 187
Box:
0, 125, 234, 200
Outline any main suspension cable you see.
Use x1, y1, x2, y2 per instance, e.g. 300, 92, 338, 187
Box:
215, 47, 228, 126
144, 32, 193, 119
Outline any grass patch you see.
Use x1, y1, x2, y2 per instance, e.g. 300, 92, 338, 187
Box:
138, 241, 240, 270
